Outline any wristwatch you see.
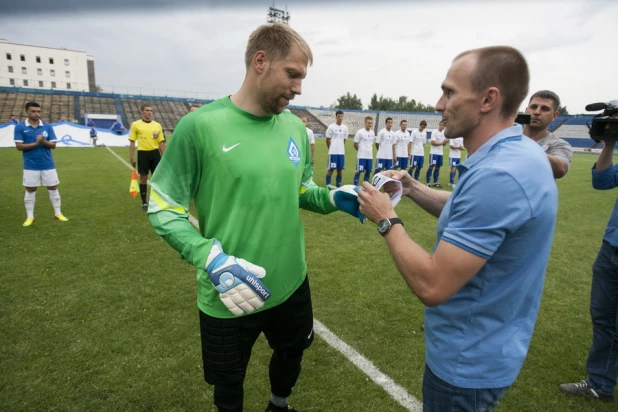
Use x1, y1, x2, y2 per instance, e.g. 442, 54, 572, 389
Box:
377, 218, 404, 236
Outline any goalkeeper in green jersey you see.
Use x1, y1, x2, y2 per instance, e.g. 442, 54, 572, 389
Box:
148, 23, 364, 412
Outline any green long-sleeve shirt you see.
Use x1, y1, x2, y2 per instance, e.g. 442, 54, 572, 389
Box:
148, 97, 337, 318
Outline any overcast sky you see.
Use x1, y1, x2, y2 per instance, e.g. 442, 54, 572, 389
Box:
1, 0, 616, 113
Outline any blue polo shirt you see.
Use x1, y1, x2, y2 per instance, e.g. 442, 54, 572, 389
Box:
425, 125, 558, 389
89, 128, 97, 137
87, 121, 95, 127
592, 163, 618, 246
9, 118, 19, 125
111, 121, 123, 131
14, 120, 58, 171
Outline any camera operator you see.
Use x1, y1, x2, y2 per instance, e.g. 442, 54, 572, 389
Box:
559, 119, 618, 401
523, 90, 573, 179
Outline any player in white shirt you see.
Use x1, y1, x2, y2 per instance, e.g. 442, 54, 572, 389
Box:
409, 120, 427, 180
393, 120, 410, 170
448, 136, 465, 187
427, 120, 448, 187
353, 116, 375, 185
300, 116, 315, 165
325, 110, 349, 187
374, 117, 396, 175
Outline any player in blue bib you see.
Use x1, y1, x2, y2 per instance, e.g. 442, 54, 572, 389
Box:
110, 117, 126, 135
89, 125, 98, 147
13, 102, 68, 226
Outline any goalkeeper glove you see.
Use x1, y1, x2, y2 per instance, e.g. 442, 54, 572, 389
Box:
205, 240, 270, 316
329, 184, 366, 223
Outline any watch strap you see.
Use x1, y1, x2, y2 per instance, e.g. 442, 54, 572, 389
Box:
388, 218, 403, 227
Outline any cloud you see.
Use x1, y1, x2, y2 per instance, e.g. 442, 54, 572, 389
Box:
517, 33, 594, 55
415, 30, 435, 40
0, 1, 616, 112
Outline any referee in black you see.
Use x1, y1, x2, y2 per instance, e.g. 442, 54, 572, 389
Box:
128, 104, 166, 210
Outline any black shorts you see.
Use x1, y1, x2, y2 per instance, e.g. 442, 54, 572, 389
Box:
199, 276, 314, 385
137, 150, 161, 176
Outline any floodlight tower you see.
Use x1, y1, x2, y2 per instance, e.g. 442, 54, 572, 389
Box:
267, 2, 290, 25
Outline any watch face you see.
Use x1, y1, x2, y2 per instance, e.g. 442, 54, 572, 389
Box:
377, 219, 391, 234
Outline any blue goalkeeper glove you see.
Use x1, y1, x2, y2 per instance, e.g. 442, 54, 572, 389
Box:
329, 184, 366, 224
205, 240, 270, 316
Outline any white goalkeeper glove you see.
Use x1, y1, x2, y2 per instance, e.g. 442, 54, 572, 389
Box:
205, 240, 270, 316
329, 184, 366, 224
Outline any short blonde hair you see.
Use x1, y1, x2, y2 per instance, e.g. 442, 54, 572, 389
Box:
245, 23, 313, 68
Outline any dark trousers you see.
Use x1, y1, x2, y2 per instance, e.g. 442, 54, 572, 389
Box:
586, 241, 618, 396
200, 276, 314, 412
422, 365, 510, 412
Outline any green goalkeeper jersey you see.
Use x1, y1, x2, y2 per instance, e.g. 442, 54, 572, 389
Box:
148, 97, 337, 318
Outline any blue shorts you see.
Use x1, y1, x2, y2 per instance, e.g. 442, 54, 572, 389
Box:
449, 157, 461, 168
376, 158, 394, 171
328, 154, 345, 171
412, 155, 425, 169
356, 158, 373, 173
429, 154, 443, 167
396, 157, 409, 169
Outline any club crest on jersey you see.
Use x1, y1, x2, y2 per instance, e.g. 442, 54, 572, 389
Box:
287, 137, 301, 167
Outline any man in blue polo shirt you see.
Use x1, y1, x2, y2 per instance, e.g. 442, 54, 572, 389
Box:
357, 46, 558, 412
9, 115, 19, 124
14, 102, 68, 226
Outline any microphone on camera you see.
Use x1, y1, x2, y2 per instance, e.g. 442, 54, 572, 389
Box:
585, 102, 608, 112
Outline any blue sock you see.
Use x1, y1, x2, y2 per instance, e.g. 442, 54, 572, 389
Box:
414, 169, 420, 180
449, 171, 455, 184
353, 173, 360, 186
433, 168, 440, 184
408, 169, 413, 177
336, 175, 342, 187
326, 174, 331, 186
364, 172, 371, 182
426, 168, 432, 183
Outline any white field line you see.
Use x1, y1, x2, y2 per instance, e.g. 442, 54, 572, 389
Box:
105, 146, 199, 227
107, 146, 421, 411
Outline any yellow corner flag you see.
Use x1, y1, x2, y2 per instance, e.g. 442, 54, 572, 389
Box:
129, 170, 139, 199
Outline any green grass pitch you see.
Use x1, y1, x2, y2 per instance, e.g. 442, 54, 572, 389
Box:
0, 141, 616, 411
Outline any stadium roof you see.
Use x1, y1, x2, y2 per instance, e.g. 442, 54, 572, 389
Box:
0, 38, 89, 55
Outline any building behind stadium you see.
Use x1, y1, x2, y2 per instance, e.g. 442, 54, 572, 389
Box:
0, 39, 95, 92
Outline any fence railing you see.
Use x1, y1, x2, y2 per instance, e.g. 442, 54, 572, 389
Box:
0, 76, 228, 100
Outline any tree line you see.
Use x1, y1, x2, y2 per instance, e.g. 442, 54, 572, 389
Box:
337, 91, 571, 115
336, 92, 436, 112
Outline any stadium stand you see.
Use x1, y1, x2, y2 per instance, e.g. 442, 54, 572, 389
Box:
552, 116, 595, 148
308, 109, 379, 136
288, 108, 326, 135
80, 96, 116, 119
0, 91, 73, 123
548, 115, 569, 132
0, 87, 212, 133
0, 87, 602, 150
384, 112, 441, 130
122, 98, 190, 134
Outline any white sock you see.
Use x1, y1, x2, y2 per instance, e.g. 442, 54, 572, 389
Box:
24, 191, 36, 218
270, 394, 288, 408
48, 189, 61, 215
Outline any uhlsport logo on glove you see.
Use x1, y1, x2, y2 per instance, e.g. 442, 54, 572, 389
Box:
205, 240, 270, 316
